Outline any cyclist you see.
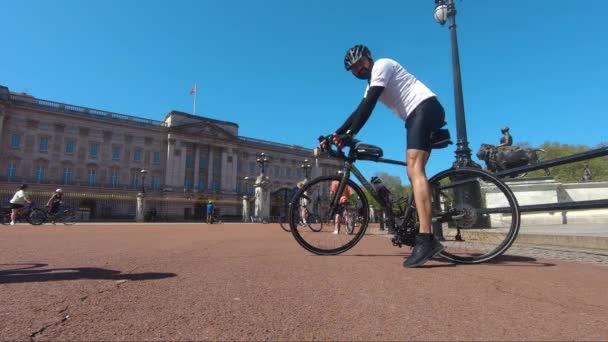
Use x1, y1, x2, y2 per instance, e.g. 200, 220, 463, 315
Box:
9, 184, 32, 226
46, 189, 64, 221
329, 179, 354, 235
321, 45, 448, 267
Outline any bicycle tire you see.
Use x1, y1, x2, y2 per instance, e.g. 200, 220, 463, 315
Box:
28, 208, 47, 226
305, 212, 322, 232
0, 209, 10, 225
289, 175, 370, 255
59, 207, 77, 225
429, 167, 520, 264
279, 215, 291, 232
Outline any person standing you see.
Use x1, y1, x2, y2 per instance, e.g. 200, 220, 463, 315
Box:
206, 200, 215, 224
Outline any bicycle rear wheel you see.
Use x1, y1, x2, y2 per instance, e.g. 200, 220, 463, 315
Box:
289, 175, 369, 255
429, 167, 520, 264
59, 207, 77, 225
0, 209, 10, 225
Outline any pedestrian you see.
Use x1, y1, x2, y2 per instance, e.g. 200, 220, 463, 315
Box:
206, 200, 215, 224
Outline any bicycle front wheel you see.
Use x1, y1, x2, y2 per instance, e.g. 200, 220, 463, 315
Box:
289, 175, 369, 255
28, 209, 47, 226
430, 167, 520, 264
279, 215, 291, 232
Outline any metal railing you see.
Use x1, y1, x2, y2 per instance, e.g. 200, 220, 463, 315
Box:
493, 146, 608, 214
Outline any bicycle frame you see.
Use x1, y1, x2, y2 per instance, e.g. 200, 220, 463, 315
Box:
326, 147, 414, 226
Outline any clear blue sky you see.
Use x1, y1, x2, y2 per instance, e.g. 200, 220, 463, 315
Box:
2, 0, 607, 183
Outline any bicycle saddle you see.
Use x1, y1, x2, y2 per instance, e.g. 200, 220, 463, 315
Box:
430, 125, 453, 149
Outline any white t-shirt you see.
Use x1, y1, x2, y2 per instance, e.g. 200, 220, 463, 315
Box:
10, 190, 27, 204
364, 58, 436, 121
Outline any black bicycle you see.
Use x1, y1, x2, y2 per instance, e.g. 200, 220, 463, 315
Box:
279, 193, 322, 233
288, 137, 521, 264
0, 202, 47, 226
44, 204, 77, 225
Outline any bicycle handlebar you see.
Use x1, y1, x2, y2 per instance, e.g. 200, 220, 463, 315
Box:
317, 134, 353, 159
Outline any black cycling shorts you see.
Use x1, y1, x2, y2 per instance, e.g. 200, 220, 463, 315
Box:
405, 97, 446, 151
9, 203, 24, 209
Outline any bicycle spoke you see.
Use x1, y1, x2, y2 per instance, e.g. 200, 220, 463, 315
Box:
430, 168, 520, 263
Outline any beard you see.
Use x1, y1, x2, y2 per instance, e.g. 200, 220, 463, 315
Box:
354, 67, 371, 80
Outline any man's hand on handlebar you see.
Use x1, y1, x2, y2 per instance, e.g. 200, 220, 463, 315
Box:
318, 133, 353, 150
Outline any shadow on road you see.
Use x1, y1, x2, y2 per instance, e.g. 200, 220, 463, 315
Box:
0, 263, 176, 284
327, 253, 556, 268
483, 254, 556, 267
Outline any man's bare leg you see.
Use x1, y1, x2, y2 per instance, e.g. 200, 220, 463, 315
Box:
404, 149, 443, 268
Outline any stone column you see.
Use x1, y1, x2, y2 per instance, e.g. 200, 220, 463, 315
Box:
220, 148, 228, 191
136, 192, 146, 222
164, 137, 176, 188
193, 144, 200, 190
207, 148, 214, 191
0, 108, 5, 155
231, 148, 238, 192
179, 142, 188, 189
369, 206, 375, 223
242, 195, 249, 222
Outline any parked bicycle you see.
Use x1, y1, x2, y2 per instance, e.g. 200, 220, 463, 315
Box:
288, 136, 521, 264
0, 202, 46, 226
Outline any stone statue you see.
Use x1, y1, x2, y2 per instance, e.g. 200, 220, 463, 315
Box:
581, 163, 592, 182
253, 174, 271, 221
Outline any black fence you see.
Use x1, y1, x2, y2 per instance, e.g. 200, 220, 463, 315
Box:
493, 146, 608, 213
0, 189, 243, 222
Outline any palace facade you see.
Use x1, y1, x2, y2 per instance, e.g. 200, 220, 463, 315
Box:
0, 85, 339, 220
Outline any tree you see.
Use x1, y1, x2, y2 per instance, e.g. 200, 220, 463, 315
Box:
526, 141, 608, 182
362, 172, 412, 209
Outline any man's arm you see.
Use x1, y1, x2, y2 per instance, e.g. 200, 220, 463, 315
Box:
335, 86, 384, 136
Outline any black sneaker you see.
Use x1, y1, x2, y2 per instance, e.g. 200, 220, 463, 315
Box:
403, 234, 444, 268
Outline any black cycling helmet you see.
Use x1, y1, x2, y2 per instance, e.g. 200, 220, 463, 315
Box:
344, 44, 371, 71
19, 183, 28, 190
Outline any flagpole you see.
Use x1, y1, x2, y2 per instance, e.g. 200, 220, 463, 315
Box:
193, 82, 197, 115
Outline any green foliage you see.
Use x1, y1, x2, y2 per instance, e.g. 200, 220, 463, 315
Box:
526, 141, 608, 182
360, 172, 412, 208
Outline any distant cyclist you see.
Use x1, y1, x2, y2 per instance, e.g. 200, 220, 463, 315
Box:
46, 189, 64, 215
45, 189, 64, 224
9, 184, 32, 226
329, 180, 354, 235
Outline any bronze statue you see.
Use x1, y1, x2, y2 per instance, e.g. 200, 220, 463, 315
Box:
476, 126, 549, 177
581, 163, 592, 182
498, 126, 512, 147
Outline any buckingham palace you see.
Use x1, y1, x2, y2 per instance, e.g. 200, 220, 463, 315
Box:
0, 85, 340, 221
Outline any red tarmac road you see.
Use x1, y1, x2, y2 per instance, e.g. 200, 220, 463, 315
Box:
1, 223, 607, 341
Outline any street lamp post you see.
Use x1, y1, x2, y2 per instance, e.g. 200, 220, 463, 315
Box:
256, 152, 269, 175
300, 159, 312, 180
140, 169, 148, 194
434, 0, 479, 168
